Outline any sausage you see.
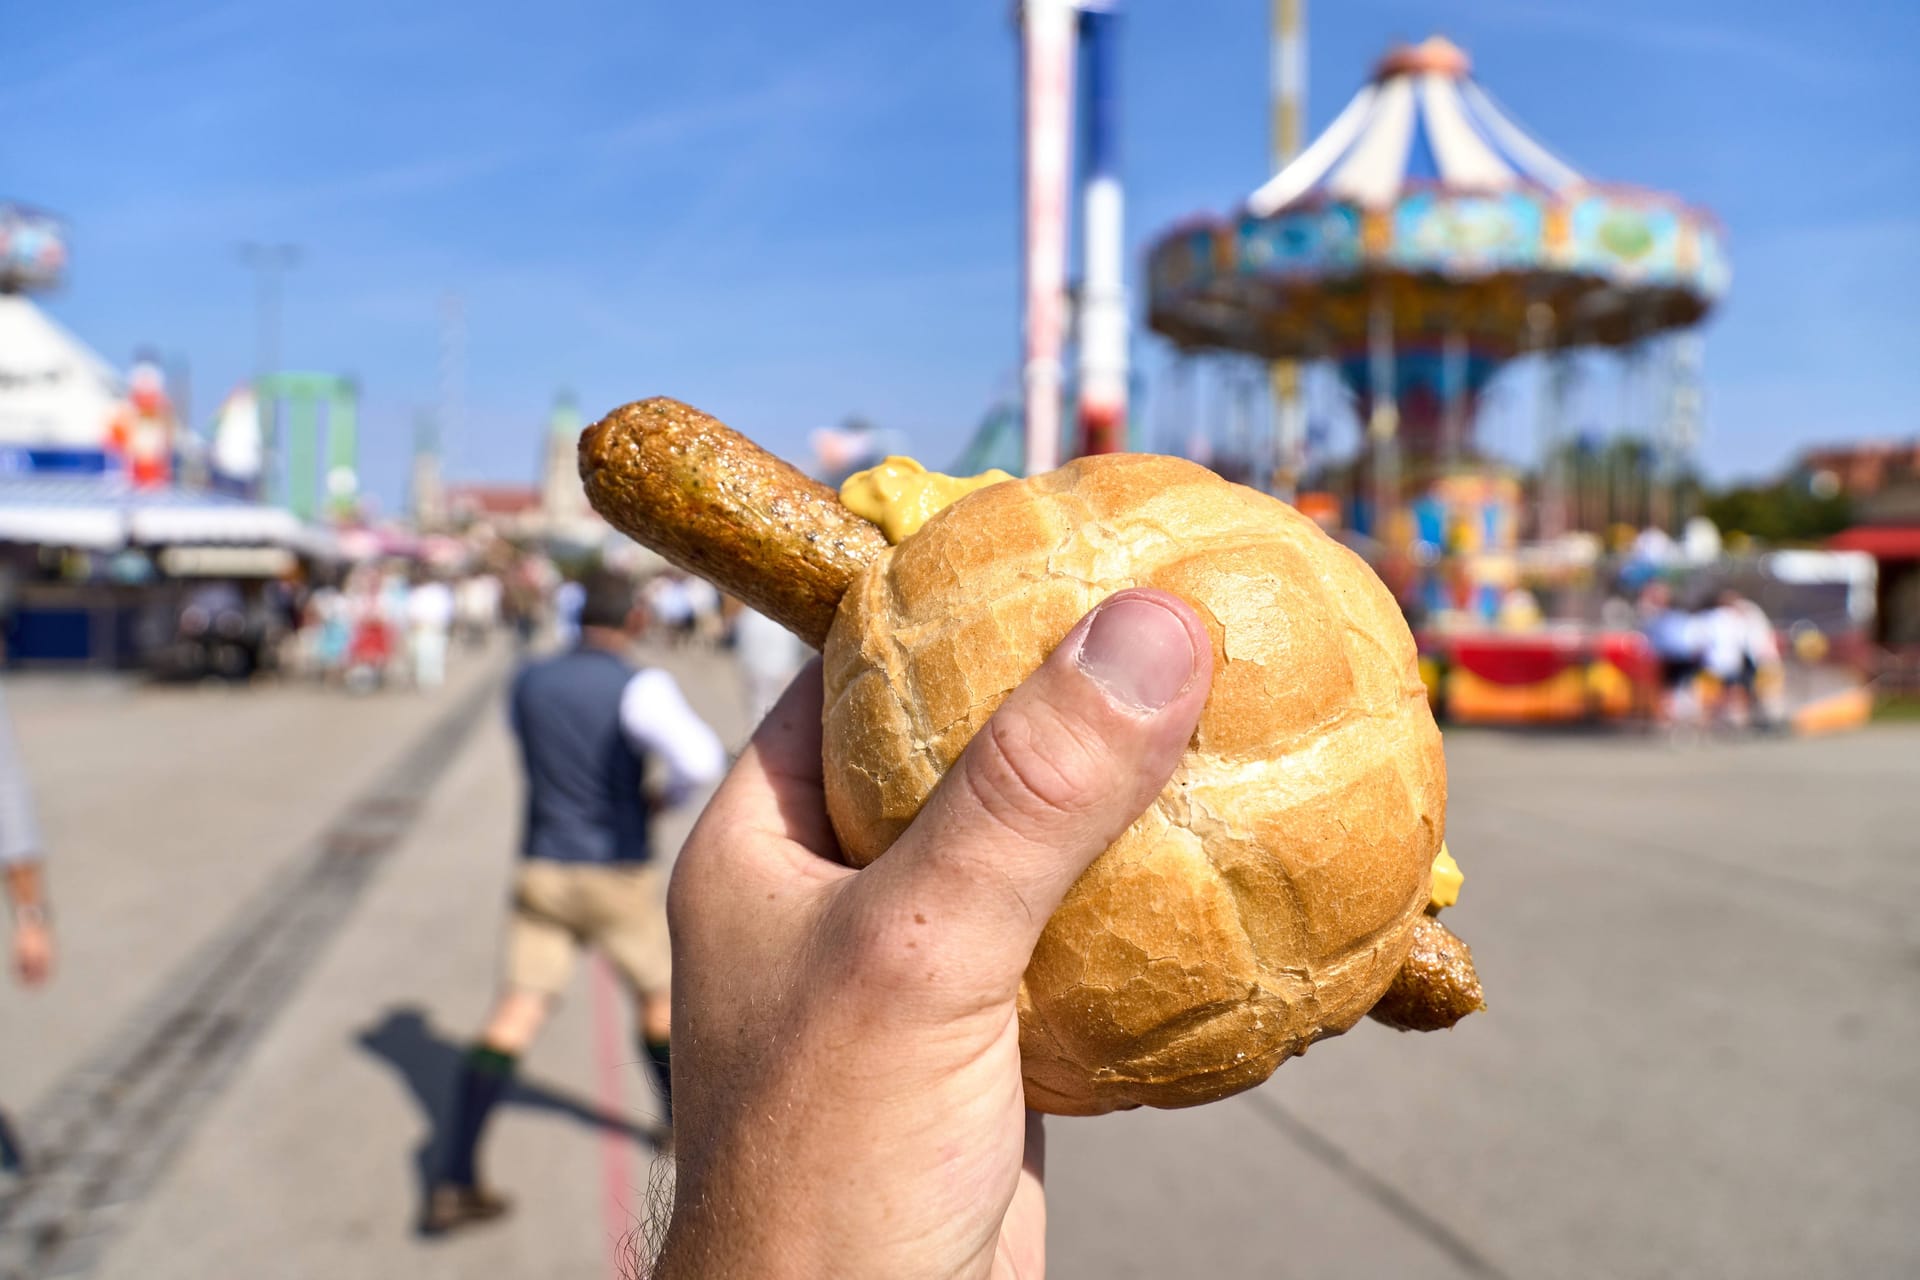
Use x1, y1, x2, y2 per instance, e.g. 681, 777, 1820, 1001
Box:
579, 398, 889, 649
1367, 913, 1486, 1032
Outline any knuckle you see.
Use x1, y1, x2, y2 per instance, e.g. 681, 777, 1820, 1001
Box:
962, 709, 1109, 837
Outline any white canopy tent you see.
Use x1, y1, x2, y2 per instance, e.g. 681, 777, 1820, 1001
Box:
0, 473, 334, 557
0, 294, 121, 455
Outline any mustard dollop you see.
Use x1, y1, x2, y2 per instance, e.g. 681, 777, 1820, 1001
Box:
839, 456, 1014, 544
1429, 841, 1464, 911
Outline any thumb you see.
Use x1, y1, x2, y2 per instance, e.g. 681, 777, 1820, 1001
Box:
852, 589, 1212, 989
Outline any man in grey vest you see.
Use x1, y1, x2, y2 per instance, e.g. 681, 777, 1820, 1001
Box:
426, 572, 725, 1234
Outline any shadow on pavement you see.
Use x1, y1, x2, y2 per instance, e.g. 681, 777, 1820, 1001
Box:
357, 1005, 658, 1232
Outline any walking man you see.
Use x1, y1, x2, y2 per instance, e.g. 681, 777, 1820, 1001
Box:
425, 572, 725, 1234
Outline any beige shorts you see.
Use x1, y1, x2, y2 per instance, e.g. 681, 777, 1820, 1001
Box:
504, 860, 672, 998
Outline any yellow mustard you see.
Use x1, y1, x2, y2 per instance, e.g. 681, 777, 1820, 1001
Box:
1429, 841, 1464, 911
839, 456, 1014, 544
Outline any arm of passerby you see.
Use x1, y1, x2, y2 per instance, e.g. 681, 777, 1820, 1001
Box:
620, 669, 727, 807
0, 691, 51, 987
6, 860, 52, 987
655, 591, 1210, 1280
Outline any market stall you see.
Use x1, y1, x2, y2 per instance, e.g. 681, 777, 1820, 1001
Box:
0, 472, 333, 669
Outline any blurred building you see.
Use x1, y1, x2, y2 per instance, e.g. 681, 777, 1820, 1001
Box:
1796, 440, 1920, 499
444, 483, 543, 540
409, 412, 446, 529
538, 392, 603, 545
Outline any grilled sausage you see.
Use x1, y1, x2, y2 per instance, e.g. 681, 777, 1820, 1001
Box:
1368, 913, 1485, 1032
579, 397, 888, 648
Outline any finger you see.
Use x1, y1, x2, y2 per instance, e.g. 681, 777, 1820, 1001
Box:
854, 589, 1210, 983
702, 660, 835, 853
672, 662, 847, 936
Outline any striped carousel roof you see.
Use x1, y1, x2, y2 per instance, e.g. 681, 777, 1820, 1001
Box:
1247, 37, 1582, 215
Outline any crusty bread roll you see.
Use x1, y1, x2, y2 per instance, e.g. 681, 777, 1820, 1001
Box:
821, 454, 1446, 1115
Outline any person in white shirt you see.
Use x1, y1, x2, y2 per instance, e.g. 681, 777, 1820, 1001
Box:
455, 574, 502, 650
407, 574, 456, 690
647, 575, 694, 646
426, 573, 724, 1233
1700, 589, 1776, 728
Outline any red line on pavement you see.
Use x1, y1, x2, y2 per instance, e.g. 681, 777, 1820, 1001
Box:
591, 954, 633, 1280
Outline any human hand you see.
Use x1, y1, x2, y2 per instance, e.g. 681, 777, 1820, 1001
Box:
656, 589, 1212, 1280
13, 918, 53, 987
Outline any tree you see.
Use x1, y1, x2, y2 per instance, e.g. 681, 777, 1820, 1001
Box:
1700, 481, 1852, 545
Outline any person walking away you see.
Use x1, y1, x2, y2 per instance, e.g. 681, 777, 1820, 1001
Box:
1639, 582, 1701, 726
682, 575, 722, 646
425, 573, 725, 1234
1729, 590, 1785, 730
1, 687, 51, 1175
309, 581, 350, 686
456, 573, 501, 650
407, 573, 455, 691
1699, 589, 1757, 728
645, 574, 693, 646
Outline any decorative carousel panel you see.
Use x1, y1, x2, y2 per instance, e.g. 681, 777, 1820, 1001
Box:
1567, 195, 1684, 284
1147, 226, 1221, 301
1387, 191, 1546, 275
1695, 223, 1732, 298
1236, 206, 1364, 279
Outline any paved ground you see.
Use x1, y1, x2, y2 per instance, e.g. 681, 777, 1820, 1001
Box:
1, 642, 1916, 1279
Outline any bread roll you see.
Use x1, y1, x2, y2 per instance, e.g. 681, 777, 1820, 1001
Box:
822, 455, 1446, 1115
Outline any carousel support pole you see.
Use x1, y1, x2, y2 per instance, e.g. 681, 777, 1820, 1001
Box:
1525, 302, 1554, 539
1368, 287, 1400, 541
1541, 351, 1571, 540
1267, 0, 1307, 501
1161, 351, 1193, 456
1664, 333, 1703, 533
1614, 320, 1647, 534
1018, 0, 1078, 476
1245, 358, 1262, 481
1648, 338, 1669, 536
1441, 320, 1467, 475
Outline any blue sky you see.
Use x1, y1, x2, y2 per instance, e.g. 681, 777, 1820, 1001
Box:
5, 0, 1915, 510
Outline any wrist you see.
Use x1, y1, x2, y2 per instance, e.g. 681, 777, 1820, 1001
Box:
13, 902, 48, 929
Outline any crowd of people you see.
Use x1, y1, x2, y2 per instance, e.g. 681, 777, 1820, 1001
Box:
1639, 582, 1785, 731
284, 565, 540, 693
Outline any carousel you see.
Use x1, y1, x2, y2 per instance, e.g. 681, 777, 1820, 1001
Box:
1145, 36, 1730, 722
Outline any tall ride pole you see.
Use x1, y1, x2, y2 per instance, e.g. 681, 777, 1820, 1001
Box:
1268, 0, 1306, 499
1019, 0, 1077, 476
1075, 2, 1128, 455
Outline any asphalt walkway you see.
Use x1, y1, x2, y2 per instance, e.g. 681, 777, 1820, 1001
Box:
1, 646, 1914, 1279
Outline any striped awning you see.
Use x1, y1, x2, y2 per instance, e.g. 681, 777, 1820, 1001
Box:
0, 474, 331, 554
1247, 37, 1581, 215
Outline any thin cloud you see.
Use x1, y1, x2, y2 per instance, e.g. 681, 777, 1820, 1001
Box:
0, 0, 258, 111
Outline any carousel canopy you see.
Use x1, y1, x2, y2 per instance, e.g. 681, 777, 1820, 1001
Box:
1147, 37, 1728, 364
1248, 38, 1580, 214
